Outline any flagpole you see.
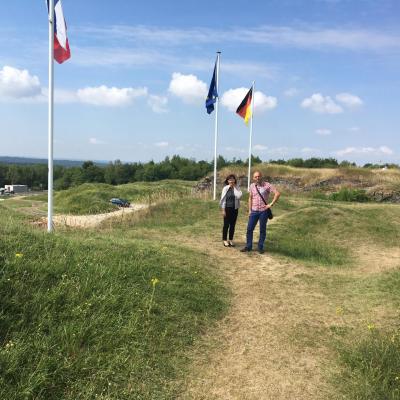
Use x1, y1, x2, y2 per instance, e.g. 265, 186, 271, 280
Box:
247, 81, 255, 190
48, 0, 55, 232
213, 51, 221, 200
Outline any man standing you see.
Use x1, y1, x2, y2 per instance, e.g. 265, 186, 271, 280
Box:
241, 171, 280, 254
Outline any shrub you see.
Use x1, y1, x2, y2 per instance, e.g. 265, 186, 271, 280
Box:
329, 188, 369, 202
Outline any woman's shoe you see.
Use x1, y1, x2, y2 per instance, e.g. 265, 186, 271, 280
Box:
223, 241, 230, 247
228, 241, 235, 247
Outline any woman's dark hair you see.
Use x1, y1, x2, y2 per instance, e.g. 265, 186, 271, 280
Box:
224, 174, 237, 186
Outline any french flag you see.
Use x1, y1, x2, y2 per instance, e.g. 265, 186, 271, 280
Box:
47, 0, 71, 64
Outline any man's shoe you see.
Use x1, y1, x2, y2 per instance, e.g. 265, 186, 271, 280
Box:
258, 249, 265, 254
240, 247, 251, 252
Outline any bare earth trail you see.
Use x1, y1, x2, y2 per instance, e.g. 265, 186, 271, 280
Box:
51, 204, 148, 228
173, 222, 399, 400
7, 197, 149, 228
176, 229, 335, 400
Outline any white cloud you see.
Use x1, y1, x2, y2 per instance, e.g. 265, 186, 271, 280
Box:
154, 141, 169, 147
348, 126, 360, 132
54, 89, 78, 103
301, 147, 319, 153
253, 144, 268, 151
89, 137, 106, 145
283, 88, 299, 97
336, 146, 394, 157
301, 93, 343, 114
72, 46, 278, 79
315, 128, 332, 135
379, 146, 394, 155
0, 65, 41, 99
336, 93, 363, 108
221, 88, 277, 114
79, 25, 400, 52
221, 62, 277, 80
168, 73, 207, 104
265, 146, 292, 156
147, 95, 168, 113
225, 146, 246, 154
76, 85, 148, 106
237, 27, 400, 51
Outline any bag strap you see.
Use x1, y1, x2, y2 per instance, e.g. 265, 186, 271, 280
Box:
254, 184, 267, 205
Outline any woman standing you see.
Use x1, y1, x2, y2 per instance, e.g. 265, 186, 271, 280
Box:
219, 174, 242, 247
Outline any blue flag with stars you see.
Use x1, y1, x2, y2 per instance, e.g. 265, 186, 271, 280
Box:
205, 60, 218, 114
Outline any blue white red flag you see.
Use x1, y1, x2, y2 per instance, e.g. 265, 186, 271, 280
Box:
47, 0, 71, 64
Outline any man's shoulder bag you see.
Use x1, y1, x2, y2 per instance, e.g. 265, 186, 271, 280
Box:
254, 185, 273, 220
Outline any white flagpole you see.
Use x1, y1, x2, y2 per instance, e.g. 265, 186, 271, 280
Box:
247, 81, 255, 190
48, 0, 55, 232
213, 51, 221, 200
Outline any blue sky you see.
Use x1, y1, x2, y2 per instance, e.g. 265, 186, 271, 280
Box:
0, 0, 399, 164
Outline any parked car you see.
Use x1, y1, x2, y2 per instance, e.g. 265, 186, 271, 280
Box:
110, 198, 130, 207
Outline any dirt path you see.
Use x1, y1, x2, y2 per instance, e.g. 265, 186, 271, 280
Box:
6, 197, 149, 228
176, 226, 338, 400
52, 204, 148, 228
176, 223, 398, 399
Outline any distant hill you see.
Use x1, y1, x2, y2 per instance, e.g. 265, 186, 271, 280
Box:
0, 156, 107, 167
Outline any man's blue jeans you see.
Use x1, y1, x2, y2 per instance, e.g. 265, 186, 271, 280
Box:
246, 210, 268, 250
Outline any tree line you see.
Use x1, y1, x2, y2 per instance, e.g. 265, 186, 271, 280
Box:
0, 156, 398, 190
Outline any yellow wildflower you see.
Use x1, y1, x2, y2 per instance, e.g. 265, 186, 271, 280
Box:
367, 323, 375, 331
151, 278, 159, 287
15, 253, 23, 258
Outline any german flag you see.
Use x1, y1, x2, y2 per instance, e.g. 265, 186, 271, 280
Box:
236, 87, 252, 125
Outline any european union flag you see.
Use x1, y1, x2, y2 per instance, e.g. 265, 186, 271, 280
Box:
205, 61, 218, 114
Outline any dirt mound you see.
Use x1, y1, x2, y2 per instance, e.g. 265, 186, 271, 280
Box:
193, 173, 400, 203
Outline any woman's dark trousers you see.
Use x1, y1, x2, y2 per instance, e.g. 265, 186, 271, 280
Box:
222, 207, 238, 240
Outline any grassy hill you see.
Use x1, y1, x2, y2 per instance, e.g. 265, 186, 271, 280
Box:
0, 206, 228, 399
1, 175, 400, 399
217, 164, 400, 201
25, 180, 195, 215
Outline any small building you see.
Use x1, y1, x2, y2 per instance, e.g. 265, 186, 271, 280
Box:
5, 185, 28, 194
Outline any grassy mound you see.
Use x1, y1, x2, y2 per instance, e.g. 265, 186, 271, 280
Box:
219, 163, 400, 191
27, 180, 195, 215
0, 207, 227, 399
116, 197, 350, 266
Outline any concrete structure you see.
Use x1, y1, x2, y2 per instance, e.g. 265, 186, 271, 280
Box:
4, 185, 28, 193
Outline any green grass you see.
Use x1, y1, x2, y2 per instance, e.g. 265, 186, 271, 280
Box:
115, 193, 400, 267
266, 206, 350, 266
310, 188, 371, 202
24, 181, 196, 215
115, 195, 349, 266
0, 206, 228, 399
332, 206, 400, 248
329, 188, 370, 202
290, 261, 400, 399
335, 329, 400, 400
114, 198, 220, 237
3, 181, 400, 399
